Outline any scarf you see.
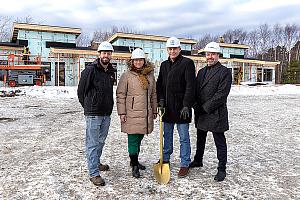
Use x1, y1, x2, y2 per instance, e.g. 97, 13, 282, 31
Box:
129, 61, 154, 90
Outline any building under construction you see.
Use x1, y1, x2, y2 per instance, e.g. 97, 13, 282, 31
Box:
0, 23, 280, 87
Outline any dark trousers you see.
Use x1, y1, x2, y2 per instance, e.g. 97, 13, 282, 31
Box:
194, 129, 227, 171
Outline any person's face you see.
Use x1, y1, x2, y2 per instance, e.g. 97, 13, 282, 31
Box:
206, 52, 219, 66
133, 58, 145, 69
167, 47, 181, 60
99, 51, 112, 65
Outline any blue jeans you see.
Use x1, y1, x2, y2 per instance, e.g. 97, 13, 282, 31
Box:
163, 123, 191, 168
85, 115, 111, 177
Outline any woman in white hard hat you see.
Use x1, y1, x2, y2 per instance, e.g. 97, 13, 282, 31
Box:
116, 48, 158, 178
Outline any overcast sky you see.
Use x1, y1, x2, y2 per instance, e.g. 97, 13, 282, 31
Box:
1, 0, 300, 39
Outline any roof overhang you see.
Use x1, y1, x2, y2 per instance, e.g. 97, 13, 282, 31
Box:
219, 43, 250, 49
186, 56, 280, 66
50, 48, 131, 59
12, 23, 81, 42
108, 32, 197, 45
0, 45, 23, 51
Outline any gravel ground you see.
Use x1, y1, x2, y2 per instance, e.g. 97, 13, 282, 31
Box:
0, 93, 299, 199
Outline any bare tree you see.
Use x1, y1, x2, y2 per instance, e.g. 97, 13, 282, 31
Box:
92, 25, 142, 42
223, 29, 234, 43
0, 16, 12, 42
194, 33, 218, 49
295, 32, 300, 61
14, 16, 35, 24
258, 24, 272, 59
272, 24, 284, 60
221, 28, 248, 44
283, 24, 299, 63
76, 32, 91, 47
246, 30, 259, 58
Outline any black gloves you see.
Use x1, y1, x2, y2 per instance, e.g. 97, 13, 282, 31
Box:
158, 99, 165, 112
194, 103, 207, 114
158, 99, 165, 108
180, 106, 190, 120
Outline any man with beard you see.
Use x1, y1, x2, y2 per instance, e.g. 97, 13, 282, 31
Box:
77, 41, 115, 186
189, 42, 232, 182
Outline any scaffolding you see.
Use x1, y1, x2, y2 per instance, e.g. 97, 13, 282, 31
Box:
0, 54, 44, 87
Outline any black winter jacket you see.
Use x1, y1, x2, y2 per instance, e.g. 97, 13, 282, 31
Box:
194, 61, 232, 132
156, 54, 196, 123
77, 58, 115, 116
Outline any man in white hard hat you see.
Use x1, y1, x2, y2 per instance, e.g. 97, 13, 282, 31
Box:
189, 41, 232, 182
156, 36, 196, 178
77, 41, 115, 186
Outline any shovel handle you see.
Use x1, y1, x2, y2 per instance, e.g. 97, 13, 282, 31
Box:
158, 108, 165, 165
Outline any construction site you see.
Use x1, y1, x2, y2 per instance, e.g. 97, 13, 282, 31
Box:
0, 23, 280, 87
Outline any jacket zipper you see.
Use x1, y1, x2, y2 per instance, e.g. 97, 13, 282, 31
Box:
146, 89, 149, 135
131, 97, 134, 109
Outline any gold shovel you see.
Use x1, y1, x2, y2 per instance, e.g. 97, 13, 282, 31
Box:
153, 108, 170, 184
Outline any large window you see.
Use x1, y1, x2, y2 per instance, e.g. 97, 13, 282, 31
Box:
263, 69, 273, 81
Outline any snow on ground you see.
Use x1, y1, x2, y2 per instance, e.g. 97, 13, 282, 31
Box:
0, 85, 300, 199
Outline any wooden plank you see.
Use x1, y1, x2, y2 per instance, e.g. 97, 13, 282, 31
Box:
185, 56, 280, 66
108, 32, 197, 44
50, 48, 131, 59
13, 23, 81, 34
0, 65, 42, 70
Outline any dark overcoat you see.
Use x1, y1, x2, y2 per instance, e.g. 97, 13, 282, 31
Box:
195, 61, 232, 132
156, 54, 196, 123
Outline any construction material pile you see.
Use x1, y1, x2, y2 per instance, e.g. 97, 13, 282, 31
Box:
0, 89, 22, 97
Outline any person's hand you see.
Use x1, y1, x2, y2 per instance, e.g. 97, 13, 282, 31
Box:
153, 113, 157, 119
180, 107, 190, 120
120, 114, 127, 123
158, 99, 165, 113
158, 99, 165, 108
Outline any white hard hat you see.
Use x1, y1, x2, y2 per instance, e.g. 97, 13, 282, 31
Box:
203, 42, 221, 53
97, 41, 114, 52
166, 36, 180, 48
131, 48, 145, 59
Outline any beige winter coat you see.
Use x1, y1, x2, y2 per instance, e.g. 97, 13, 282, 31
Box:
116, 64, 158, 134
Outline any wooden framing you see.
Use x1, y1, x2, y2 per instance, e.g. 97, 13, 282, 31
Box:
108, 32, 197, 44
0, 65, 42, 70
218, 43, 250, 49
0, 46, 23, 51
12, 23, 81, 41
50, 48, 131, 59
186, 56, 280, 66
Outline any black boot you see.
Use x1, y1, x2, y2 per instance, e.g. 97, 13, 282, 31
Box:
130, 161, 146, 170
214, 170, 226, 182
189, 160, 203, 168
137, 162, 146, 170
129, 154, 140, 178
132, 166, 140, 178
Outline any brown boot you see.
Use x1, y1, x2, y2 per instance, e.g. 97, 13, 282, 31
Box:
178, 167, 189, 178
98, 163, 110, 171
89, 176, 105, 186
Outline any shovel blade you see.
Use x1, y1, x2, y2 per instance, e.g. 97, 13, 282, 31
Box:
153, 163, 170, 184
